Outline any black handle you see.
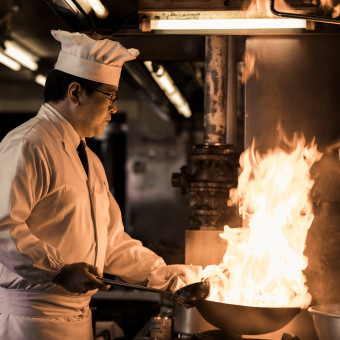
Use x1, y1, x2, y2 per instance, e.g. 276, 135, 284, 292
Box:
98, 277, 173, 296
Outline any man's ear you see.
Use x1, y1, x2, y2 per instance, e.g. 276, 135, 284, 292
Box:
68, 82, 81, 105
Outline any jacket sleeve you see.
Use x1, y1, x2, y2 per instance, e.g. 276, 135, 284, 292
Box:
104, 192, 165, 283
0, 139, 64, 283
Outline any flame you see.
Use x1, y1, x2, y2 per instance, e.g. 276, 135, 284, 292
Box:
333, 5, 340, 18
202, 133, 323, 308
241, 51, 257, 84
247, 0, 272, 16
246, 0, 294, 16
319, 0, 340, 18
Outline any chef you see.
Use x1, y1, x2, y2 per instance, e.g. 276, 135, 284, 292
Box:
0, 30, 201, 340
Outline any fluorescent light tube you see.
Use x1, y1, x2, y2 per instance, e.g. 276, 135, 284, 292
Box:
70, 0, 92, 14
144, 61, 192, 118
86, 0, 108, 18
4, 41, 38, 71
35, 74, 46, 87
150, 18, 307, 30
169, 92, 192, 118
0, 51, 21, 71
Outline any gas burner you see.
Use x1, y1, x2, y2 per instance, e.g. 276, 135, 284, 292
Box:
191, 330, 300, 340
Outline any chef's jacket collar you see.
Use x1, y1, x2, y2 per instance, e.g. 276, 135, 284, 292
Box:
43, 103, 83, 150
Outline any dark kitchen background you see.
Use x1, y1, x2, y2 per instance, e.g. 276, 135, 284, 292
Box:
0, 0, 339, 339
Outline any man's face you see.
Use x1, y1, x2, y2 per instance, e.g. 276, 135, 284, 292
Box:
77, 84, 118, 138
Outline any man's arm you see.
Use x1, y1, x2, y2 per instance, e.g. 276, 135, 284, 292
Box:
0, 139, 65, 283
103, 192, 165, 283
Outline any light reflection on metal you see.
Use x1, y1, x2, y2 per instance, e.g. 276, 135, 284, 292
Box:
144, 61, 192, 118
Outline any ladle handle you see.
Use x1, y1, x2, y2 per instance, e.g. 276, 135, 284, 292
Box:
98, 277, 173, 296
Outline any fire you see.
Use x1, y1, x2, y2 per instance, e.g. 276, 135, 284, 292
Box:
246, 0, 294, 16
319, 0, 340, 18
241, 51, 257, 84
246, 0, 272, 15
202, 133, 323, 308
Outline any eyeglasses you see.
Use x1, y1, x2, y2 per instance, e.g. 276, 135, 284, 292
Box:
94, 88, 118, 104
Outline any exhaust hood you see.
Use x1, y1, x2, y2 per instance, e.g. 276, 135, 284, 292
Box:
43, 0, 340, 35
139, 11, 308, 34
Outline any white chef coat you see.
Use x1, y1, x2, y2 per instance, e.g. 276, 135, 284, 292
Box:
0, 103, 165, 339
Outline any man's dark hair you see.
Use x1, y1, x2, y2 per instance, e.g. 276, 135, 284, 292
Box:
44, 69, 102, 102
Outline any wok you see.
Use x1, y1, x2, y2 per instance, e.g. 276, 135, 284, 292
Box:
196, 300, 301, 335
98, 277, 210, 307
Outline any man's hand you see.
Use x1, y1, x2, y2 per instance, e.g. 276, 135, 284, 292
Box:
147, 264, 202, 293
52, 262, 110, 294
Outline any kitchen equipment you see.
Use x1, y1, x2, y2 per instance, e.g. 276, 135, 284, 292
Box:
98, 277, 210, 307
191, 330, 301, 339
173, 303, 216, 336
149, 313, 172, 340
196, 300, 301, 336
308, 303, 340, 340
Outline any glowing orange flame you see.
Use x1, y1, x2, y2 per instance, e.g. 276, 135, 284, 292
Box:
333, 5, 340, 18
202, 134, 323, 308
319, 0, 340, 18
241, 51, 257, 84
246, 0, 293, 16
247, 0, 272, 15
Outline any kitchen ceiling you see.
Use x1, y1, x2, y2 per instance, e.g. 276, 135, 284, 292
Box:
0, 0, 69, 80
0, 0, 208, 121
1, 0, 340, 118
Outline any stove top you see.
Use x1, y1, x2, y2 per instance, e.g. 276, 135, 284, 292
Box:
191, 330, 240, 339
190, 330, 300, 340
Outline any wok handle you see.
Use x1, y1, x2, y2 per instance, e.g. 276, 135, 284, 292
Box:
97, 277, 173, 296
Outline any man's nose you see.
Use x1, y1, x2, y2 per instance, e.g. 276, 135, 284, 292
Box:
109, 103, 117, 114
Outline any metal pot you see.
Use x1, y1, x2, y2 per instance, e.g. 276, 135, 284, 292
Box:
173, 304, 216, 337
308, 303, 340, 340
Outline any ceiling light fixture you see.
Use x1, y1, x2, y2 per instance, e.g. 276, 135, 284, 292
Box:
144, 61, 192, 118
35, 74, 46, 87
139, 11, 307, 32
78, 0, 108, 18
149, 18, 307, 30
0, 51, 21, 71
4, 41, 38, 71
64, 0, 90, 14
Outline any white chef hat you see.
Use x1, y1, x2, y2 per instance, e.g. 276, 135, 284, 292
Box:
51, 30, 139, 87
